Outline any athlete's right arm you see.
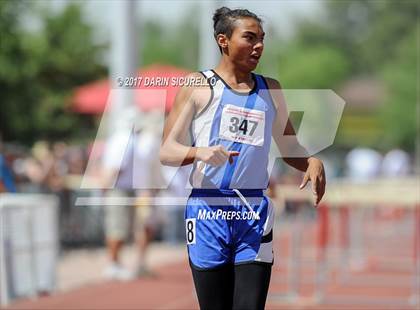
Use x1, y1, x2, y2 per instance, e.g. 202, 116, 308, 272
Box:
159, 73, 238, 167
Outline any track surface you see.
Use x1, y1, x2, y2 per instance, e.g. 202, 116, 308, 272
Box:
6, 211, 419, 310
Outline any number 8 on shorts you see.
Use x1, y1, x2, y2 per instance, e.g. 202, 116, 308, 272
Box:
186, 218, 196, 245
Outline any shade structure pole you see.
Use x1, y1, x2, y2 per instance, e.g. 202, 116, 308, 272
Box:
199, 1, 224, 70
109, 0, 138, 133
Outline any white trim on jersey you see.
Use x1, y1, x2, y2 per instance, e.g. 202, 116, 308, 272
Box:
190, 70, 225, 187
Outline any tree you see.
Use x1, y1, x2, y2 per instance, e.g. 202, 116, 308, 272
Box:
140, 5, 199, 70
324, 0, 419, 74
0, 1, 106, 144
379, 26, 418, 151
277, 44, 350, 89
273, 0, 419, 151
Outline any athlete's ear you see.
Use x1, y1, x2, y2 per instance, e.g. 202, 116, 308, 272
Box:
216, 34, 228, 50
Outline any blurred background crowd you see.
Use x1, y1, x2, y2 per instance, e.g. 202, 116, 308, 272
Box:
0, 0, 418, 308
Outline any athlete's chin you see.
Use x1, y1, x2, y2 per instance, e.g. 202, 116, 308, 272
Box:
244, 61, 259, 71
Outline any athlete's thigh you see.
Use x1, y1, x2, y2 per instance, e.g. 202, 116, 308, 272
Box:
232, 263, 272, 310
190, 263, 234, 310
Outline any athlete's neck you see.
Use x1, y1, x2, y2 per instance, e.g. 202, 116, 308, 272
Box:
214, 60, 253, 86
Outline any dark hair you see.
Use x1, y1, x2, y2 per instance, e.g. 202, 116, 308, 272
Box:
213, 7, 262, 53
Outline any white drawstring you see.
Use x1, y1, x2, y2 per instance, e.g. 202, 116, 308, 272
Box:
232, 189, 259, 219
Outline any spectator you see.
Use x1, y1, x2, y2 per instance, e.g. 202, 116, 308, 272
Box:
0, 153, 16, 193
381, 148, 411, 177
345, 147, 382, 182
101, 112, 164, 280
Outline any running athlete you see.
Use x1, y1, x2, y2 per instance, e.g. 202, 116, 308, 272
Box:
160, 7, 326, 310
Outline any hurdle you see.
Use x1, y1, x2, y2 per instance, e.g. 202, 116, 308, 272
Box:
269, 177, 419, 307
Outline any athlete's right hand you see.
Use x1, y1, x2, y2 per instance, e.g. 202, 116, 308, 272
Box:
196, 145, 240, 166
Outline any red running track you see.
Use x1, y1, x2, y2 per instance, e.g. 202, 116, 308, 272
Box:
6, 214, 418, 310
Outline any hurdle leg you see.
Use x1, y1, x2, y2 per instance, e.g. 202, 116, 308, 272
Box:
287, 203, 303, 301
349, 207, 366, 271
339, 206, 350, 271
315, 203, 329, 303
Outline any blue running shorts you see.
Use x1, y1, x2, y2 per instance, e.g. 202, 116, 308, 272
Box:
185, 188, 275, 270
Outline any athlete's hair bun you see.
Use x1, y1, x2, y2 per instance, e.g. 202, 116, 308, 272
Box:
213, 7, 231, 29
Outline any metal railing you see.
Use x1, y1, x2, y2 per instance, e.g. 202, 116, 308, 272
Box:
0, 194, 59, 306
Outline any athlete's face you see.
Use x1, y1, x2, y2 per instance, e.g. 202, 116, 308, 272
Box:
220, 18, 265, 71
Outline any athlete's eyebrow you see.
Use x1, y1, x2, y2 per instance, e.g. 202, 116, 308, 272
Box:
243, 31, 256, 36
243, 31, 265, 38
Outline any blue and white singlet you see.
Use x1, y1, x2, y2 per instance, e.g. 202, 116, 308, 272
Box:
189, 69, 276, 190
186, 69, 277, 269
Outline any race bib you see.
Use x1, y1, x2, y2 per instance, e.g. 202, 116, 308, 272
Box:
219, 104, 265, 146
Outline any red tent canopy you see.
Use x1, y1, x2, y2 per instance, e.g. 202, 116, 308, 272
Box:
71, 64, 190, 114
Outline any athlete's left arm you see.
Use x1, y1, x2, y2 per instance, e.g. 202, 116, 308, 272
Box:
265, 77, 326, 206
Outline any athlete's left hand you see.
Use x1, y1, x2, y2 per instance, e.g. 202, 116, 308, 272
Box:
299, 157, 326, 207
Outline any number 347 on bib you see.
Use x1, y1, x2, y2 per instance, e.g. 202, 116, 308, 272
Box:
219, 104, 265, 146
